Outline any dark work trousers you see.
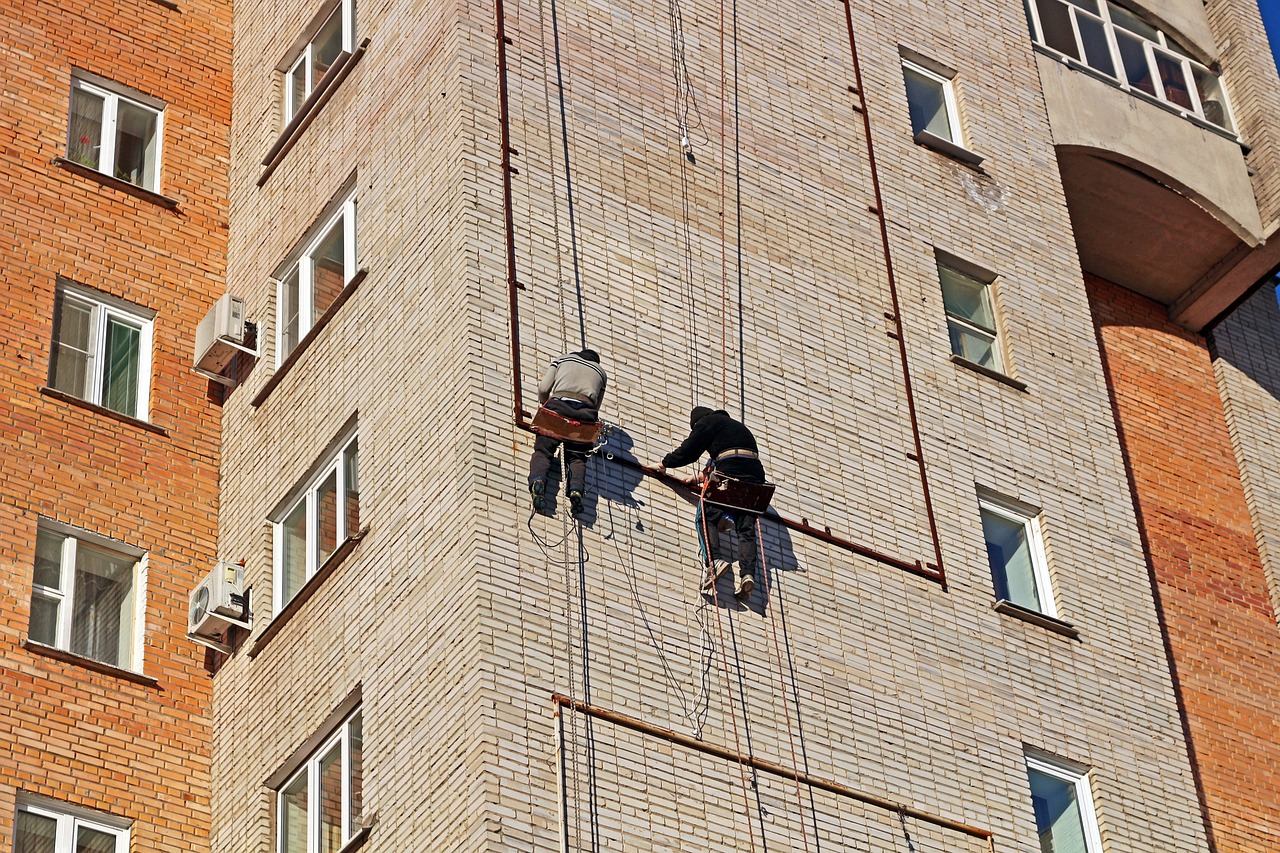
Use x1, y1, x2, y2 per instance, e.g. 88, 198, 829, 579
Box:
528, 397, 598, 495
696, 458, 766, 579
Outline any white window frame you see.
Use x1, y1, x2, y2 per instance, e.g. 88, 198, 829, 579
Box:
900, 58, 963, 146
1024, 0, 1236, 134
1024, 752, 1105, 853
274, 192, 358, 365
49, 281, 155, 421
283, 0, 357, 123
15, 796, 131, 853
271, 427, 360, 614
28, 519, 147, 672
67, 74, 165, 193
978, 492, 1057, 618
276, 708, 364, 853
937, 259, 1005, 373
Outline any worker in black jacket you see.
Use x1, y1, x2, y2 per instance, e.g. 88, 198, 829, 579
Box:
657, 406, 766, 598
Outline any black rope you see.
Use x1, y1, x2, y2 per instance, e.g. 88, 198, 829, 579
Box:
731, 0, 746, 422
547, 0, 587, 349
725, 608, 770, 850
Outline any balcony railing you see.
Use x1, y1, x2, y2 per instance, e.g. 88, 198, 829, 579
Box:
1024, 0, 1236, 136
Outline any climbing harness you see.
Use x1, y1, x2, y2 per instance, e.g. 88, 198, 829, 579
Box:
700, 470, 777, 514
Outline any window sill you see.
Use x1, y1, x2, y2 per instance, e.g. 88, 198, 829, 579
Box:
913, 130, 985, 167
52, 157, 180, 210
258, 39, 370, 187
248, 526, 369, 659
950, 355, 1028, 392
20, 640, 160, 687
250, 268, 367, 408
337, 827, 372, 853
994, 599, 1080, 640
39, 387, 170, 435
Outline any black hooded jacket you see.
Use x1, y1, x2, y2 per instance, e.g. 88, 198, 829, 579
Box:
662, 409, 766, 482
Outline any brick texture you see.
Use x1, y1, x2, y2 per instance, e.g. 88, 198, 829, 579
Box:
1089, 272, 1280, 853
0, 0, 231, 847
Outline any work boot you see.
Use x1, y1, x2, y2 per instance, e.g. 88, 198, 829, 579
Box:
567, 490, 584, 516
530, 480, 547, 512
734, 573, 755, 599
702, 559, 733, 592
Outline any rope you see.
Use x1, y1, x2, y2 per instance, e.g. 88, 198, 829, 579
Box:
730, 0, 746, 421
759, 518, 814, 851
605, 498, 711, 737
699, 498, 760, 852
531, 0, 571, 354
546, 0, 587, 349
717, 0, 729, 405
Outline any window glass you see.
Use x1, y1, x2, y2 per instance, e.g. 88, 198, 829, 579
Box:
1036, 0, 1082, 59
282, 268, 302, 356
311, 221, 346, 319
69, 541, 136, 668
903, 66, 952, 141
281, 772, 309, 853
34, 528, 65, 589
102, 317, 142, 418
343, 440, 360, 536
1193, 66, 1229, 128
29, 596, 61, 647
67, 89, 104, 171
77, 826, 120, 853
277, 196, 356, 363
1115, 30, 1157, 95
289, 60, 308, 119
318, 742, 344, 853
51, 296, 94, 399
349, 712, 364, 827
981, 507, 1042, 611
282, 500, 309, 604
1076, 14, 1116, 76
939, 264, 1002, 370
15, 809, 58, 853
1154, 51, 1193, 109
1106, 1, 1158, 39
1029, 768, 1090, 853
313, 8, 344, 82
316, 470, 339, 565
114, 100, 158, 189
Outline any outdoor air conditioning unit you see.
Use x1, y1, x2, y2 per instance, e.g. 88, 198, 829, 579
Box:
188, 561, 251, 653
194, 294, 255, 386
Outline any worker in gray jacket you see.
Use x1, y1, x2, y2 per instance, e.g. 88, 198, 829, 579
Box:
528, 349, 607, 515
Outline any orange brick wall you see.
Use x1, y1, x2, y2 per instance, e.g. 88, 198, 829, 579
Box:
0, 0, 230, 848
1088, 273, 1280, 853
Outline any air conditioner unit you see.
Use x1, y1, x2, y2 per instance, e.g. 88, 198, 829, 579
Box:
194, 294, 255, 385
188, 561, 251, 653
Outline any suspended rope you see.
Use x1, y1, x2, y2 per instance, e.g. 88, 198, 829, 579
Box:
730, 0, 746, 421
546, 0, 587, 349
605, 498, 712, 737
532, 0, 571, 353
758, 519, 816, 851
698, 501, 761, 852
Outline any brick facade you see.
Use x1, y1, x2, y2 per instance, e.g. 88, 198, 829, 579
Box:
1089, 273, 1280, 852
0, 0, 231, 847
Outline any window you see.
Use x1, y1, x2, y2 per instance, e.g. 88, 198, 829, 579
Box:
276, 193, 358, 362
901, 59, 962, 145
27, 522, 144, 671
1024, 0, 1235, 132
278, 709, 364, 853
273, 430, 360, 611
938, 261, 1004, 371
284, 0, 357, 123
48, 282, 154, 420
15, 799, 130, 853
67, 75, 163, 192
979, 492, 1055, 617
1024, 753, 1104, 853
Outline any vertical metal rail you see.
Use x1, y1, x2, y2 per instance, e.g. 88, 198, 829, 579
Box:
840, 0, 948, 585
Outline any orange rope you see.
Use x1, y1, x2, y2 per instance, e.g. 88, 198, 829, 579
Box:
699, 496, 759, 852
760, 517, 812, 851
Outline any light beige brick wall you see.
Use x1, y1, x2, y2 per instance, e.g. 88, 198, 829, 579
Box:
208, 0, 1246, 849
1212, 283, 1280, 620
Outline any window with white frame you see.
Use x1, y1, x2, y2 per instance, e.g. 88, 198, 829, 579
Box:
67, 75, 163, 192
27, 521, 144, 671
278, 708, 364, 853
901, 59, 962, 146
48, 282, 154, 420
979, 492, 1056, 617
276, 193, 358, 363
1024, 752, 1104, 853
938, 260, 1004, 371
14, 798, 130, 853
273, 430, 360, 611
1024, 0, 1235, 132
284, 0, 357, 123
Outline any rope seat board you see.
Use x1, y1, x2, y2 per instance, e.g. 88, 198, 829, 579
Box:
531, 404, 605, 444
701, 471, 776, 514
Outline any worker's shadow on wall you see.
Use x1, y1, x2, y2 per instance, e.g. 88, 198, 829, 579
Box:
578, 426, 645, 527
701, 509, 802, 617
